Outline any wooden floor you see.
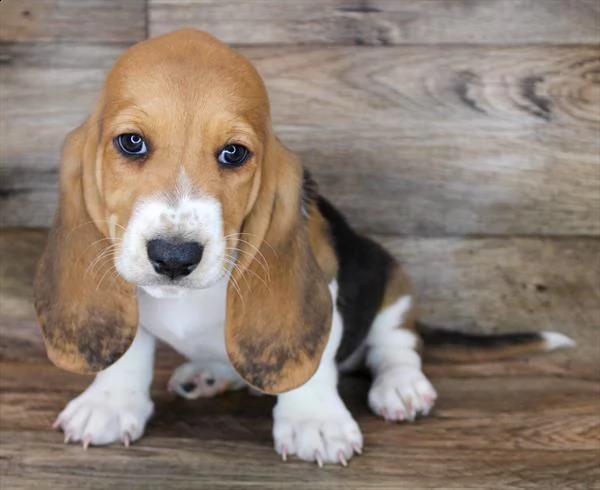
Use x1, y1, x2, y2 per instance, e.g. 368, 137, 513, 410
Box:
1, 231, 598, 490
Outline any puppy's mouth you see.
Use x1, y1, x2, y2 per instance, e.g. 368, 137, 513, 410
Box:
140, 284, 193, 299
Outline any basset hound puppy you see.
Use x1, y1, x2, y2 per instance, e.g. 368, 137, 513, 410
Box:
34, 30, 575, 466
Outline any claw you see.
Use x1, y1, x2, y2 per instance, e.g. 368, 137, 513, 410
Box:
382, 408, 390, 421
338, 451, 348, 467
352, 444, 362, 455
423, 394, 436, 407
82, 435, 91, 450
315, 451, 323, 468
64, 432, 72, 444
52, 417, 62, 429
122, 432, 131, 448
281, 446, 288, 462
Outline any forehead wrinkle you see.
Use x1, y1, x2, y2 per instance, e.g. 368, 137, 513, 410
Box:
110, 56, 268, 122
103, 105, 152, 133
204, 114, 262, 144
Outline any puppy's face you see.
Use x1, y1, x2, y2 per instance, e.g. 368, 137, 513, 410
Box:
94, 32, 270, 297
36, 30, 333, 387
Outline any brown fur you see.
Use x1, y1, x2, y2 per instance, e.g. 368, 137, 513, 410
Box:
34, 124, 138, 374
381, 265, 413, 311
307, 208, 338, 284
34, 30, 332, 393
225, 138, 332, 394
382, 264, 420, 334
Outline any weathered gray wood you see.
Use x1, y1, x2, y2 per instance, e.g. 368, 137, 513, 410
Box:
2, 431, 598, 489
2, 44, 599, 234
150, 0, 600, 45
0, 0, 147, 43
381, 236, 600, 379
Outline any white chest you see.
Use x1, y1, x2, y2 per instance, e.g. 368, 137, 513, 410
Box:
137, 279, 228, 362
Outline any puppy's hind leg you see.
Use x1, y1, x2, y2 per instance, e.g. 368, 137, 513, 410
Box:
366, 292, 437, 422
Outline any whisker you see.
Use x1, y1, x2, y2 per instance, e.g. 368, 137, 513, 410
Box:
224, 246, 271, 283
81, 237, 121, 259
227, 236, 271, 274
222, 255, 252, 291
96, 264, 118, 292
223, 230, 277, 257
87, 255, 117, 285
85, 245, 120, 278
224, 253, 271, 295
225, 267, 244, 306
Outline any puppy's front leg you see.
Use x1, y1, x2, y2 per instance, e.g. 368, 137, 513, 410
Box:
54, 326, 156, 447
272, 282, 363, 466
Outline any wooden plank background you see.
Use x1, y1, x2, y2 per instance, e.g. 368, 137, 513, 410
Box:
150, 0, 600, 45
1, 0, 599, 235
0, 0, 146, 43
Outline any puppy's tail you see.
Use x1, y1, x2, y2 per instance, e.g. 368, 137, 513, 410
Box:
417, 323, 575, 363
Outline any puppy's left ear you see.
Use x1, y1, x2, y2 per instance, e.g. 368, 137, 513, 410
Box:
225, 137, 333, 395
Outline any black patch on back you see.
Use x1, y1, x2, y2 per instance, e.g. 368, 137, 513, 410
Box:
317, 196, 396, 363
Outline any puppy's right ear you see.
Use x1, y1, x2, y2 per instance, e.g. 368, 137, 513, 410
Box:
34, 121, 138, 374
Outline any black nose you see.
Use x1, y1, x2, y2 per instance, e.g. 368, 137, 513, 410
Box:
147, 239, 204, 280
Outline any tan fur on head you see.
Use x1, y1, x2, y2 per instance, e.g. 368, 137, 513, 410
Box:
34, 30, 333, 392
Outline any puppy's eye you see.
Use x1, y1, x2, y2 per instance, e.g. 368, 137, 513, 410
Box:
217, 144, 251, 168
115, 133, 148, 158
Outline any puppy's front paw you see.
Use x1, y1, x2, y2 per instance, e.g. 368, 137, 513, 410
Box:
273, 404, 363, 466
369, 366, 437, 422
54, 384, 153, 448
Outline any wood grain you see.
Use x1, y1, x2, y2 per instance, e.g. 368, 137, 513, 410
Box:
0, 230, 45, 321
0, 0, 146, 43
0, 373, 598, 489
2, 432, 597, 489
149, 0, 600, 45
2, 45, 598, 234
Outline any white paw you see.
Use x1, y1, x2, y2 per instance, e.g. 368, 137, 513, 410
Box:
273, 405, 363, 466
369, 367, 437, 422
168, 362, 245, 399
54, 384, 153, 448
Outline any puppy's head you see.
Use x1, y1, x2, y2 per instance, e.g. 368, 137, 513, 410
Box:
34, 30, 332, 394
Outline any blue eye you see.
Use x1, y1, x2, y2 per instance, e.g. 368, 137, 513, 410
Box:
115, 133, 148, 158
217, 144, 251, 167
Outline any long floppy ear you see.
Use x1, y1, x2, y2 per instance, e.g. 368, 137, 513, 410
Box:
225, 136, 333, 395
33, 120, 138, 374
